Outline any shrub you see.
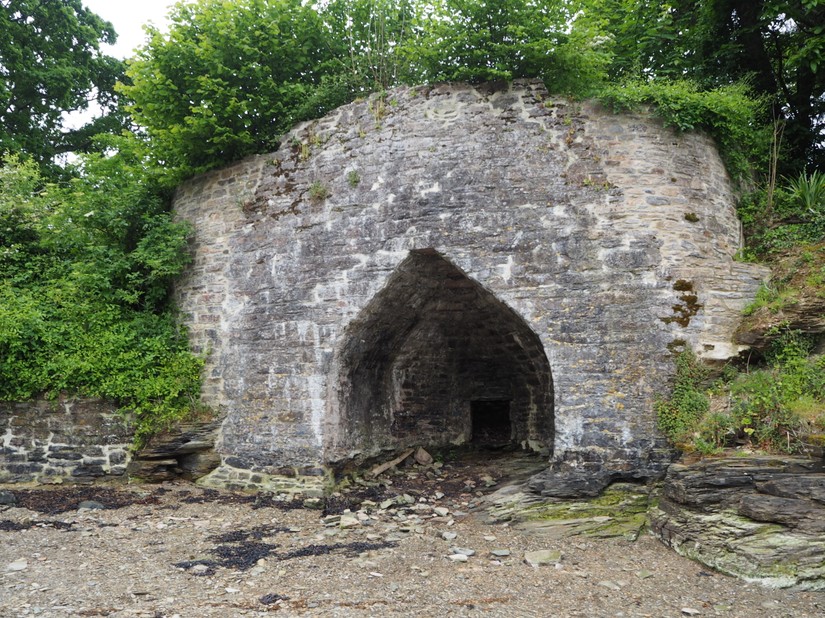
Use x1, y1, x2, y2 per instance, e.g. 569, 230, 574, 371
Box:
737, 173, 825, 259
787, 170, 825, 219
655, 349, 710, 446
657, 333, 825, 455
0, 152, 206, 446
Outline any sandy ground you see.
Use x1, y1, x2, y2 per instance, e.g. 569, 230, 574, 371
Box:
1, 455, 823, 618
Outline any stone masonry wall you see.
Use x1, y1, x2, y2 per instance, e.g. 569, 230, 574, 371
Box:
0, 398, 132, 483
173, 80, 769, 490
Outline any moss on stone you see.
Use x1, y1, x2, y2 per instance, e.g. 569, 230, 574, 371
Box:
521, 485, 650, 523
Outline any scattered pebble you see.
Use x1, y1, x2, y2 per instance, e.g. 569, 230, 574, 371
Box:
6, 559, 27, 572
524, 549, 562, 567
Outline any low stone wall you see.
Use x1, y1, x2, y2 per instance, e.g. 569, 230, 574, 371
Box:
650, 456, 825, 590
0, 398, 132, 483
197, 460, 328, 497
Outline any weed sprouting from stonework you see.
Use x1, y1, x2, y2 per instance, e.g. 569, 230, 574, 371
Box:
308, 181, 330, 201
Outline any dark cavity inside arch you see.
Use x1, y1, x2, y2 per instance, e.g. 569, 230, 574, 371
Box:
328, 249, 553, 462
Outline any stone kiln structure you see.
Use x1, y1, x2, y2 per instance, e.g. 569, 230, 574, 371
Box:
173, 80, 767, 493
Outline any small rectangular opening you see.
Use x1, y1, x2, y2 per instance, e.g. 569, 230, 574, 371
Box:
470, 400, 512, 446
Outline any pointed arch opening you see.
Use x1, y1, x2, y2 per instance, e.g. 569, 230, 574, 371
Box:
327, 250, 553, 462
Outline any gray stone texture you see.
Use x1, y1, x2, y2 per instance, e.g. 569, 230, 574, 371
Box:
650, 457, 825, 589
127, 420, 222, 482
172, 80, 768, 486
0, 397, 132, 483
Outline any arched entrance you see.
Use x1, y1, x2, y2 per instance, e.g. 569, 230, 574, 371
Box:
327, 250, 553, 462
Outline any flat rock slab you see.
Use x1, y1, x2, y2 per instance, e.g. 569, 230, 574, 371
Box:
524, 549, 562, 566
484, 482, 651, 541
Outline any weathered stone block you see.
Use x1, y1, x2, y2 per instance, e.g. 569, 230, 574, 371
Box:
48, 447, 84, 461
71, 464, 106, 477
108, 450, 128, 465
6, 462, 45, 475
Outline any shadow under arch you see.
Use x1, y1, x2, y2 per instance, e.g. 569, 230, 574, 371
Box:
325, 249, 553, 463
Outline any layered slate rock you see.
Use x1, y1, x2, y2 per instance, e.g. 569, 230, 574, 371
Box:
127, 421, 221, 482
650, 457, 825, 589
173, 80, 768, 491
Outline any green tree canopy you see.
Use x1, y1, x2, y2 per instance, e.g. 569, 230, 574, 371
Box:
121, 0, 619, 178
120, 0, 351, 179
0, 149, 202, 442
586, 0, 825, 173
402, 0, 611, 91
322, 0, 418, 90
0, 0, 125, 173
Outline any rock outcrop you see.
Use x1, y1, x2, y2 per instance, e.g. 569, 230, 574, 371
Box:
735, 244, 825, 351
127, 420, 221, 482
650, 456, 825, 589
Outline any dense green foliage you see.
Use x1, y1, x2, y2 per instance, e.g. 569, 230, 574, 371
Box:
323, 0, 417, 90
585, 0, 825, 173
120, 0, 616, 179
724, 331, 825, 451
658, 339, 825, 455
737, 171, 825, 258
402, 0, 611, 90
0, 0, 125, 173
120, 0, 350, 180
0, 153, 202, 444
119, 0, 825, 180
